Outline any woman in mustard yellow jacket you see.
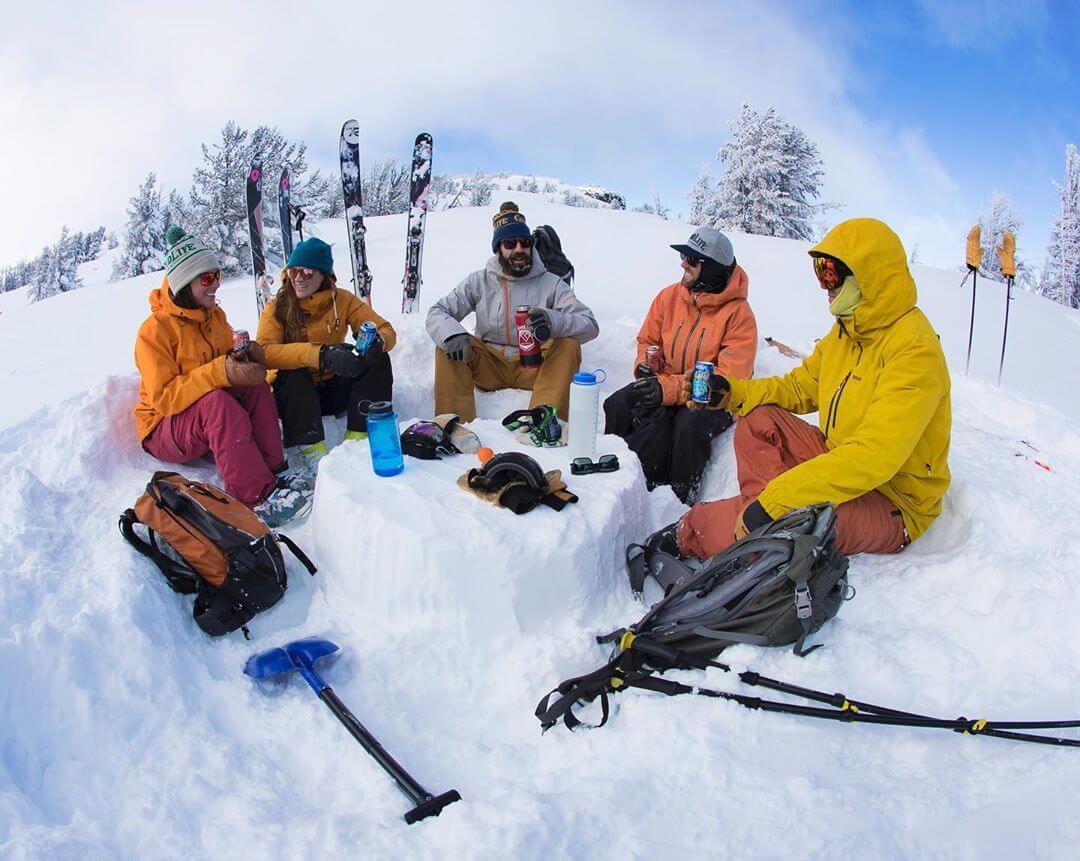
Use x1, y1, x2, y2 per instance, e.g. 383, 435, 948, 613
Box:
672, 218, 952, 559
257, 237, 396, 469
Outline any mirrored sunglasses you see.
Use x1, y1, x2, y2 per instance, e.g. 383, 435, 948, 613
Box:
196, 270, 222, 287
570, 454, 620, 475
812, 256, 845, 288
288, 266, 318, 280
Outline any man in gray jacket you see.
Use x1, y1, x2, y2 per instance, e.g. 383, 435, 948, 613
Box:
426, 201, 599, 421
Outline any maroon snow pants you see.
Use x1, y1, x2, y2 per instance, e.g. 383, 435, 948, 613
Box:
142, 385, 283, 506
678, 405, 909, 560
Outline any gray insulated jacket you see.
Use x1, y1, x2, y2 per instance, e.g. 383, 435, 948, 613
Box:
426, 250, 599, 358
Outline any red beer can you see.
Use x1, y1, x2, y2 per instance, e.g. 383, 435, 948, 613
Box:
645, 345, 662, 373
232, 329, 250, 358
515, 306, 542, 368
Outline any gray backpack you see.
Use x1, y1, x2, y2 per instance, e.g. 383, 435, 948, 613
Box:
620, 504, 850, 659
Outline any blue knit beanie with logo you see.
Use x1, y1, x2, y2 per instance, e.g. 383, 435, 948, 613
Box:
491, 201, 531, 252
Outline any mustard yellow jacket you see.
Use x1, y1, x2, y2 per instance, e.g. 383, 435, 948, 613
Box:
727, 218, 952, 540
257, 282, 397, 381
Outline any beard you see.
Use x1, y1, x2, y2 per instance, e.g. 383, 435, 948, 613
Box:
499, 249, 532, 277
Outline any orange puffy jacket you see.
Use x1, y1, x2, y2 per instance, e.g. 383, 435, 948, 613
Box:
635, 266, 758, 405
257, 283, 397, 381
134, 280, 233, 440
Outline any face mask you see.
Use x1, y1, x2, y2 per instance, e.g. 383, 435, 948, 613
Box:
829, 276, 862, 317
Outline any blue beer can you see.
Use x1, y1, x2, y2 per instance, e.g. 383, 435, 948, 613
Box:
691, 361, 714, 403
355, 321, 377, 356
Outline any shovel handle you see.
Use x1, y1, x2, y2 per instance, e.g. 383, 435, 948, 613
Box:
319, 687, 461, 823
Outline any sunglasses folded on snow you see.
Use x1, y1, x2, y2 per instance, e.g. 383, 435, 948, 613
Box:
570, 454, 620, 475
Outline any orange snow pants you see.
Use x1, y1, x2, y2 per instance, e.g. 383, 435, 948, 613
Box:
678, 405, 909, 560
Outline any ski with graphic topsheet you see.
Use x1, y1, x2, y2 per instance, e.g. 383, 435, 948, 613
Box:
339, 119, 373, 303
279, 167, 294, 262
246, 159, 281, 314
402, 132, 433, 313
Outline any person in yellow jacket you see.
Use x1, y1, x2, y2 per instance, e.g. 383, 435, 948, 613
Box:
135, 227, 312, 528
257, 237, 396, 471
668, 217, 951, 560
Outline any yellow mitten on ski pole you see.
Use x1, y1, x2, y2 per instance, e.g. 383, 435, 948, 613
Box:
966, 225, 983, 271
997, 231, 1016, 278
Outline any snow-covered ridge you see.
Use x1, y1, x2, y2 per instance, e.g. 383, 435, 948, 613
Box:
2, 199, 1080, 858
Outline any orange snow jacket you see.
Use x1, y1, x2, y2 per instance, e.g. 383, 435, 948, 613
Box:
635, 266, 758, 405
134, 280, 233, 440
257, 283, 397, 381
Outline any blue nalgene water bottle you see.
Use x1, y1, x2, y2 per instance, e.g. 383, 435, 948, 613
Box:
366, 401, 404, 477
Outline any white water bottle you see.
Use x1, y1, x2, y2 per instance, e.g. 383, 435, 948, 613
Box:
567, 369, 606, 461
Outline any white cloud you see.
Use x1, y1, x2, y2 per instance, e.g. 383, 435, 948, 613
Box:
1, 0, 971, 269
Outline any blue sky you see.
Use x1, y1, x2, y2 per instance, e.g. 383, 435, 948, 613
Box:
2, 0, 1077, 273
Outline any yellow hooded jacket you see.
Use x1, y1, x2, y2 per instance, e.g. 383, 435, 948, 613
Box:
726, 218, 952, 541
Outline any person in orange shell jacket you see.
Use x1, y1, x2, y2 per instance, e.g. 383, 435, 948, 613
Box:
603, 227, 757, 504
135, 227, 312, 528
256, 237, 396, 473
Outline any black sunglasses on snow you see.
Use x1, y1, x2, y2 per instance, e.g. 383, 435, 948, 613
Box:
571, 454, 620, 475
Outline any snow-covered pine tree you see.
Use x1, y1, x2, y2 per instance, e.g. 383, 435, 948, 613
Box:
686, 166, 717, 225
702, 104, 827, 241
1039, 143, 1080, 307
79, 226, 107, 263
362, 157, 410, 216
466, 169, 495, 207
113, 173, 168, 279
28, 227, 83, 303
975, 190, 1032, 287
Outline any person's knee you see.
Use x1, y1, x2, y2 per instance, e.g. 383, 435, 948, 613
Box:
197, 388, 247, 427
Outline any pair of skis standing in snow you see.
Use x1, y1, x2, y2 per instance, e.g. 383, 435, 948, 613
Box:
245, 122, 433, 317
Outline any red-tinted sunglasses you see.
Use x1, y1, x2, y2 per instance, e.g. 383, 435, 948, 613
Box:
196, 270, 222, 288
288, 266, 318, 280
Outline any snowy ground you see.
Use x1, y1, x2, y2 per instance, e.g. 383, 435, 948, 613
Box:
2, 198, 1080, 859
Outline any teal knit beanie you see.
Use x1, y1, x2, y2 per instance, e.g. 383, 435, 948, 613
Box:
164, 226, 221, 292
287, 237, 334, 274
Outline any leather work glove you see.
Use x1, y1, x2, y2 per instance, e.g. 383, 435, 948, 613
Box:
734, 499, 773, 540
683, 370, 731, 411
246, 340, 266, 365
629, 376, 663, 411
225, 354, 267, 387
528, 307, 553, 343
320, 343, 365, 378
443, 333, 473, 363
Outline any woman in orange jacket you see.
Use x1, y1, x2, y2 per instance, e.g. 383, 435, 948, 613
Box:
135, 227, 312, 527
603, 228, 757, 504
257, 237, 396, 470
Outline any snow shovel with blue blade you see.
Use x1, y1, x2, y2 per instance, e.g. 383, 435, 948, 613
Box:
244, 637, 461, 824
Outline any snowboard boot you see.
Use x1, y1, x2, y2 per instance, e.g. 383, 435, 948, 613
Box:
298, 440, 329, 475
255, 478, 314, 528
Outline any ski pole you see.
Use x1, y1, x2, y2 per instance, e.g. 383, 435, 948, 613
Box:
964, 224, 983, 375
996, 232, 1016, 386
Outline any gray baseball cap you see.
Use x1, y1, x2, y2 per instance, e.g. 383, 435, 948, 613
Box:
671, 227, 735, 266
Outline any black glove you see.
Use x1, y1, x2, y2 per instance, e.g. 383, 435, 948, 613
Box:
645, 521, 681, 557
443, 333, 473, 363
629, 376, 663, 410
360, 332, 384, 365
528, 307, 552, 343
320, 343, 365, 377
634, 362, 656, 379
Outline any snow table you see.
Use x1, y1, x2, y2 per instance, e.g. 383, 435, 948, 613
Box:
311, 419, 656, 642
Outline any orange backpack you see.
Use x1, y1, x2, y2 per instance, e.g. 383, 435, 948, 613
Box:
119, 471, 316, 637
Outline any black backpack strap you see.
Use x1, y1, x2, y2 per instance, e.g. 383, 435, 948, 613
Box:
274, 531, 317, 575
118, 509, 200, 595
786, 534, 822, 656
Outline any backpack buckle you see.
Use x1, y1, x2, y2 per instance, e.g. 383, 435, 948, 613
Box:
794, 583, 813, 620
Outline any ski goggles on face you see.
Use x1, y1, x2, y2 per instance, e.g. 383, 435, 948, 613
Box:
570, 454, 620, 475
500, 237, 533, 251
812, 255, 849, 289
680, 252, 703, 267
288, 266, 318, 280
196, 270, 222, 288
